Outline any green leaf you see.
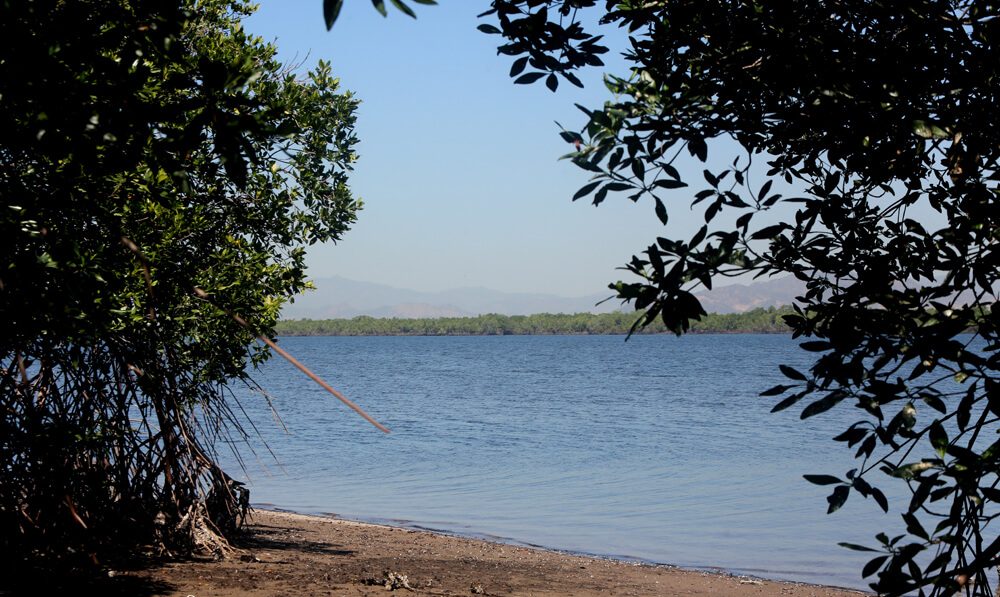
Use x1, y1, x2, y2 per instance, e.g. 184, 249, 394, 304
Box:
750, 223, 788, 240
838, 542, 880, 552
688, 137, 708, 161
563, 71, 583, 88
771, 392, 804, 413
654, 198, 668, 225
559, 130, 583, 144
827, 485, 849, 513
957, 384, 976, 431
912, 119, 949, 139
514, 72, 546, 85
572, 181, 600, 201
779, 364, 807, 381
800, 340, 833, 352
929, 421, 948, 457
389, 0, 417, 18
603, 182, 632, 192
871, 487, 889, 513
690, 225, 707, 247
478, 24, 501, 34
903, 512, 929, 540
804, 474, 842, 486
371, 0, 388, 16
922, 393, 946, 414
593, 185, 609, 205
892, 461, 935, 480
509, 56, 528, 77
545, 73, 558, 92
862, 555, 889, 578
693, 189, 715, 204
801, 391, 846, 419
324, 0, 344, 29
756, 180, 773, 202
653, 179, 687, 190
760, 383, 793, 397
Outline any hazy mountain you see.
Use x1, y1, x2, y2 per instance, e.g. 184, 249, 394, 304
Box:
280, 275, 803, 319
693, 276, 804, 314
280, 276, 618, 319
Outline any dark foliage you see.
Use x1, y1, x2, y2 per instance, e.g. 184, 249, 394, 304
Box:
478, 1, 1000, 595
275, 307, 793, 336
0, 0, 359, 564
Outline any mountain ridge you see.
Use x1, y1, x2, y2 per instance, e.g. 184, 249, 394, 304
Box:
280, 275, 802, 319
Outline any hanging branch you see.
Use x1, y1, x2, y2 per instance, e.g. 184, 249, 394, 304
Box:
192, 287, 390, 434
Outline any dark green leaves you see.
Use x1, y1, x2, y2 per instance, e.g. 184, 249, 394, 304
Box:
902, 513, 930, 541
862, 555, 889, 578
654, 198, 668, 225
509, 56, 528, 77
481, 0, 1000, 589
760, 383, 794, 397
779, 364, 807, 381
572, 181, 600, 201
839, 542, 880, 552
750, 223, 789, 240
771, 392, 805, 413
799, 341, 832, 352
804, 474, 842, 486
514, 72, 546, 85
559, 129, 583, 145
892, 461, 936, 480
827, 485, 850, 513
323, 0, 343, 29
3, 0, 364, 562
688, 138, 707, 162
928, 421, 948, 456
801, 390, 848, 419
324, 0, 437, 29
870, 487, 889, 513
653, 179, 687, 190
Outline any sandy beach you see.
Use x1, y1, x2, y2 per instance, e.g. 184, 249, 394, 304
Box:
7, 509, 871, 596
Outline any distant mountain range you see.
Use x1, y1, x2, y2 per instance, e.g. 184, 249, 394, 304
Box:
280, 276, 617, 319
280, 275, 804, 319
694, 275, 805, 314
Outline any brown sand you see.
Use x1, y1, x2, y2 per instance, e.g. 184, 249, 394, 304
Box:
4, 510, 870, 596
134, 510, 870, 596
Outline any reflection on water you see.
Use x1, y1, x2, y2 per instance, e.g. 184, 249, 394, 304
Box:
220, 335, 907, 589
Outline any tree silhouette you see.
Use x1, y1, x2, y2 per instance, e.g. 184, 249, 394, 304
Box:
0, 0, 360, 563
472, 1, 1000, 594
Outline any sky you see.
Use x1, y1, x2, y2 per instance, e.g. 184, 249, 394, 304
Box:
242, 1, 704, 297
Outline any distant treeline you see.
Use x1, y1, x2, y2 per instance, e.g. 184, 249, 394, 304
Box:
274, 306, 794, 336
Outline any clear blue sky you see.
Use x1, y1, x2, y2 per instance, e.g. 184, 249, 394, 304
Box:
244, 2, 700, 297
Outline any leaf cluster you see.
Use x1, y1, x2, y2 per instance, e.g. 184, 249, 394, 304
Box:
0, 0, 360, 561
323, 0, 437, 30
483, 1, 1000, 594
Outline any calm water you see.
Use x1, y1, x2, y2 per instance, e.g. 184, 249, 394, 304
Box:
220, 335, 905, 590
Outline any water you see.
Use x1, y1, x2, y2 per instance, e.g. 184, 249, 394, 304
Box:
219, 335, 905, 590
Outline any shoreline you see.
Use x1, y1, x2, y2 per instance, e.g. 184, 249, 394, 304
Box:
112, 508, 870, 596
265, 507, 851, 587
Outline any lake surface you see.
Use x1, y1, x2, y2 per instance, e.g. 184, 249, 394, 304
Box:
220, 335, 905, 590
